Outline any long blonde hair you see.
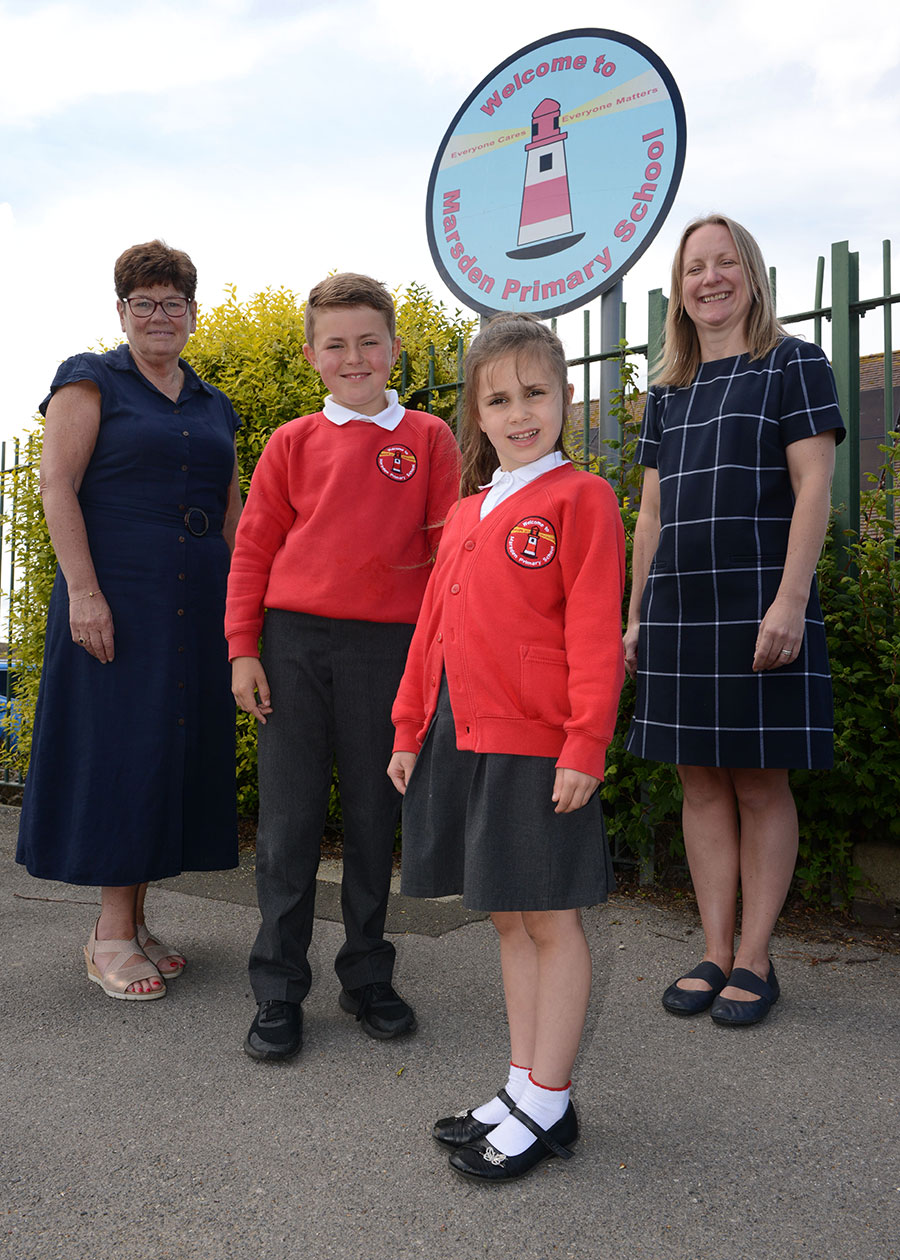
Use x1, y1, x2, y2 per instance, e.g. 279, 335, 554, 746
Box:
653, 213, 788, 387
459, 314, 572, 497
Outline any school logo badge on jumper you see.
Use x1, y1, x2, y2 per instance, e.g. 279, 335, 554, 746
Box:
376, 444, 417, 482
506, 517, 558, 568
426, 28, 685, 318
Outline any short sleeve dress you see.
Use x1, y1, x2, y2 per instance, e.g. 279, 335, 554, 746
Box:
625, 337, 845, 769
16, 344, 240, 885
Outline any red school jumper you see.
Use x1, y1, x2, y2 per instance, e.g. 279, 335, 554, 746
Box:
392, 463, 626, 782
225, 408, 461, 655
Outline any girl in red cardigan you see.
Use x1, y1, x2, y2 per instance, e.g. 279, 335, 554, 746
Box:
388, 314, 625, 1182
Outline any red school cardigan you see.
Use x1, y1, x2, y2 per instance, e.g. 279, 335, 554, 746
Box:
392, 464, 626, 781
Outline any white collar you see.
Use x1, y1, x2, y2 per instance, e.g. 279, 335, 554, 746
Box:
322, 389, 404, 431
479, 451, 568, 519
480, 450, 567, 492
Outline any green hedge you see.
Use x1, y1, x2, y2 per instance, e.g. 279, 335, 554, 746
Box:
3, 312, 897, 903
1, 283, 475, 824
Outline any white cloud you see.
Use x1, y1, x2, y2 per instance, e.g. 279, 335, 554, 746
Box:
0, 0, 335, 125
0, 0, 898, 440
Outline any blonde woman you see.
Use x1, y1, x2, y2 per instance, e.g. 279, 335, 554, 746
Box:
624, 215, 844, 1026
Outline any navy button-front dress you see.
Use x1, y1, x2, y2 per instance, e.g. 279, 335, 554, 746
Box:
16, 344, 239, 885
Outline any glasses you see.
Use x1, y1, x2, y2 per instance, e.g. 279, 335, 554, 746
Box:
123, 296, 190, 318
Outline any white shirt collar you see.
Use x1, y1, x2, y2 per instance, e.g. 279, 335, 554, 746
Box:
322, 388, 404, 431
479, 450, 568, 519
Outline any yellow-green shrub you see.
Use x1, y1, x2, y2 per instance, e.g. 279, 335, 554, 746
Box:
2, 282, 473, 820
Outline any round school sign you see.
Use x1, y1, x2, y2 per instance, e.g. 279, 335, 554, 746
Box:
426, 29, 686, 319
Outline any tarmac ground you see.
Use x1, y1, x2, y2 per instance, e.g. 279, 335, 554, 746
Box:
2, 804, 898, 1260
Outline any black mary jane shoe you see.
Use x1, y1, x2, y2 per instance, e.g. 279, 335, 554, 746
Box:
661, 960, 729, 1016
448, 1102, 578, 1183
432, 1088, 516, 1148
710, 963, 779, 1027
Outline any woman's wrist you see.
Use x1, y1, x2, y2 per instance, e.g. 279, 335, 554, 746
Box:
69, 588, 103, 602
773, 584, 810, 608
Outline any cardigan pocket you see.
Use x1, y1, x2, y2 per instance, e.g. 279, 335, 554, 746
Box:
519, 645, 570, 726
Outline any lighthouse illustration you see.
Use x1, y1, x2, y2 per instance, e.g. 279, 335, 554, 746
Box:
507, 98, 585, 260
522, 525, 541, 560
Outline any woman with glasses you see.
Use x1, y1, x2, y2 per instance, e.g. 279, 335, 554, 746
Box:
17, 240, 242, 1000
624, 215, 844, 1027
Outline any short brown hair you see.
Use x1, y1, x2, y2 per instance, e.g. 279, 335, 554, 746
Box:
114, 239, 197, 301
654, 213, 786, 387
304, 272, 396, 346
459, 313, 572, 497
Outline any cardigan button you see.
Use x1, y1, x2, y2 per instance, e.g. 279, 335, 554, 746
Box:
464, 540, 475, 551
450, 583, 460, 594
436, 632, 443, 642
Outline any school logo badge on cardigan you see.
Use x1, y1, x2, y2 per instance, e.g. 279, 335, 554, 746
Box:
506, 517, 558, 567
376, 444, 417, 482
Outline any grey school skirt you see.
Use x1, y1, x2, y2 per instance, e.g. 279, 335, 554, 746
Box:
399, 677, 615, 912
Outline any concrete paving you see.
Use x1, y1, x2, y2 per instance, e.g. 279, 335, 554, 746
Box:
1, 803, 898, 1260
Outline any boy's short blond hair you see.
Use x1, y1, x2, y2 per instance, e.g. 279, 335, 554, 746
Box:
304, 273, 396, 346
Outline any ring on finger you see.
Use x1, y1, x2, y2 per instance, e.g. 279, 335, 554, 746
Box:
780, 647, 792, 657
78, 636, 86, 644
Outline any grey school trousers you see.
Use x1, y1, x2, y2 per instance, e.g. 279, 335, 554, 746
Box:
248, 609, 415, 1004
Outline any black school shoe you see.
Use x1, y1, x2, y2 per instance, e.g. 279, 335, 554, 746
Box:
339, 982, 417, 1040
432, 1087, 516, 1148
449, 1102, 578, 1183
244, 1000, 303, 1061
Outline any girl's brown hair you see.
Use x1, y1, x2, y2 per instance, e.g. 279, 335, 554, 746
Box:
459, 313, 572, 497
654, 213, 787, 388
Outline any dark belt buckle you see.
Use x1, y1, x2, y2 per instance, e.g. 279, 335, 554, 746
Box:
184, 507, 209, 537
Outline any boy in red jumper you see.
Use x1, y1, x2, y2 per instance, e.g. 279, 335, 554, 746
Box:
226, 273, 460, 1061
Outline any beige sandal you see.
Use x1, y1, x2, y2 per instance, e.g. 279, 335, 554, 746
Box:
85, 922, 166, 1000
137, 923, 186, 978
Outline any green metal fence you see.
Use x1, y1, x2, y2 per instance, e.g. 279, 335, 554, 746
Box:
2, 238, 897, 804
402, 238, 899, 551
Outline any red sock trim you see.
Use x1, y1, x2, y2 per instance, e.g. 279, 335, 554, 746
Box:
528, 1073, 571, 1092
510, 1062, 530, 1072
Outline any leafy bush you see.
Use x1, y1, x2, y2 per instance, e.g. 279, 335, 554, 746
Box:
598, 372, 900, 901
590, 349, 684, 871
6, 306, 896, 905
790, 451, 900, 900
1, 430, 50, 774
184, 282, 473, 815
0, 282, 474, 815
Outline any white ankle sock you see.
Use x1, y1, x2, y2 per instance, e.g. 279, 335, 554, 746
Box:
487, 1074, 570, 1157
471, 1062, 530, 1125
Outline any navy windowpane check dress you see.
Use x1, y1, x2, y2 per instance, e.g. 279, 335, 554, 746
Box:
625, 337, 845, 769
16, 344, 239, 885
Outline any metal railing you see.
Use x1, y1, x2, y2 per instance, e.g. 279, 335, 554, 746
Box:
2, 239, 896, 827
402, 238, 899, 549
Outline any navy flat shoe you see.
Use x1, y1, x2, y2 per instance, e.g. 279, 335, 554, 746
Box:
710, 963, 780, 1026
449, 1103, 578, 1183
432, 1087, 516, 1148
661, 960, 729, 1016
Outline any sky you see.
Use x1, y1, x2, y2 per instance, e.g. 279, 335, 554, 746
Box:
1, 0, 899, 447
